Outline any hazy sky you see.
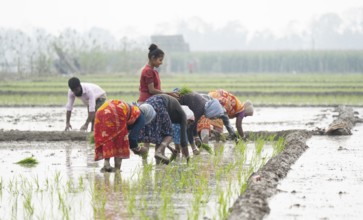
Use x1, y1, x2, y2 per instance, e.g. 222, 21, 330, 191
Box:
1, 0, 363, 37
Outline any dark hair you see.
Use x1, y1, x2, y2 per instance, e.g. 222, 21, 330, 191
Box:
148, 43, 164, 60
68, 77, 81, 90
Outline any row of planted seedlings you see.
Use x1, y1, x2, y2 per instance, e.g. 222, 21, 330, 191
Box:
0, 134, 285, 220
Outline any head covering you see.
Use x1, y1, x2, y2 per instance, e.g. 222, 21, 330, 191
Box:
204, 99, 225, 118
243, 100, 254, 116
139, 103, 156, 125
181, 105, 195, 121
200, 93, 213, 101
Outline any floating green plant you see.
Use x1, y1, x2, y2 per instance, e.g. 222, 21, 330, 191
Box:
15, 157, 38, 167
200, 143, 213, 154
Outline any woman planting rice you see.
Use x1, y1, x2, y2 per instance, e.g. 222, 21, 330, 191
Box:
94, 100, 155, 172
139, 94, 191, 164
209, 89, 254, 139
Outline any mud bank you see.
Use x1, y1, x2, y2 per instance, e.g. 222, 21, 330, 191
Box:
0, 130, 89, 141
325, 105, 363, 135
227, 130, 311, 220
0, 129, 306, 142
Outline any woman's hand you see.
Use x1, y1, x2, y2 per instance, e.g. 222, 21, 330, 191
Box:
166, 92, 180, 100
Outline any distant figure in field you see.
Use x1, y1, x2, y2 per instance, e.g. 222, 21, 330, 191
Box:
65, 77, 107, 132
94, 100, 155, 172
209, 89, 254, 139
137, 43, 178, 104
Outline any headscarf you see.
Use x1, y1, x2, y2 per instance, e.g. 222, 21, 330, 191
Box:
200, 93, 213, 101
181, 105, 195, 121
243, 100, 254, 115
204, 99, 225, 118
139, 103, 156, 124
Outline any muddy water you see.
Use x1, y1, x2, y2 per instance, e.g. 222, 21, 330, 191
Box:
265, 117, 363, 219
0, 106, 335, 132
0, 107, 85, 131
1, 106, 359, 219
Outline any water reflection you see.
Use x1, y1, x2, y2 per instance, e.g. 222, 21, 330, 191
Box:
0, 137, 274, 219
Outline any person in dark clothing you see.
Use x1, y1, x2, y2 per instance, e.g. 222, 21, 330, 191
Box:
158, 94, 191, 160
139, 94, 190, 164
178, 92, 237, 152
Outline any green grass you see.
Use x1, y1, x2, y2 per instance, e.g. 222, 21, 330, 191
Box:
1, 73, 363, 106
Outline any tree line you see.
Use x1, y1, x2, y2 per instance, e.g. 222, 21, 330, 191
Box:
1, 15, 363, 76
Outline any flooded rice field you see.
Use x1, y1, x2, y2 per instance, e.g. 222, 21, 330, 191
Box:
0, 106, 362, 219
265, 124, 363, 220
0, 106, 334, 132
0, 138, 274, 219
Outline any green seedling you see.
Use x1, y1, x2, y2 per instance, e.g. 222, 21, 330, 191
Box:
88, 133, 95, 144
179, 86, 193, 95
15, 157, 38, 167
200, 143, 213, 154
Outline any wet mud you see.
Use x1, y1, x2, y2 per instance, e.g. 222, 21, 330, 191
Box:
0, 130, 89, 142
325, 106, 363, 135
228, 130, 311, 220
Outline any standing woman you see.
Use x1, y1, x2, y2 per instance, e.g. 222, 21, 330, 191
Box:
94, 100, 155, 172
137, 44, 177, 104
209, 89, 254, 139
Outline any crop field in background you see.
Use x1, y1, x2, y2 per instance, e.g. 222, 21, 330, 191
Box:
0, 73, 363, 106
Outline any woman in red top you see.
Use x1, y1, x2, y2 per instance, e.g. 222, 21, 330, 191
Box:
138, 44, 177, 103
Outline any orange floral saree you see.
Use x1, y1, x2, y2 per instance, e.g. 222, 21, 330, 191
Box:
209, 89, 244, 118
94, 100, 140, 161
197, 115, 224, 133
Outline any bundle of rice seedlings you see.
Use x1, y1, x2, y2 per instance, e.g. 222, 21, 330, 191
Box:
219, 133, 227, 142
179, 86, 193, 96
15, 157, 38, 167
200, 143, 213, 155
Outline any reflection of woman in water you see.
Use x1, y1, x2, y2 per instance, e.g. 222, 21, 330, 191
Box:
93, 173, 125, 218
94, 100, 155, 172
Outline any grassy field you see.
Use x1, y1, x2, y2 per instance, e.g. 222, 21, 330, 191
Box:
0, 73, 363, 106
